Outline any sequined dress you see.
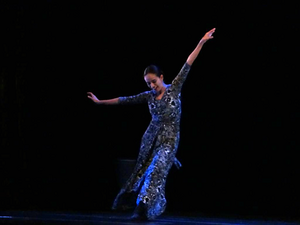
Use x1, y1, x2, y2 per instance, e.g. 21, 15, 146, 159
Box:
112, 63, 191, 219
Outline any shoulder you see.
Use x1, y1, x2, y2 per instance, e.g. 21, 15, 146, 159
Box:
143, 90, 155, 96
138, 90, 155, 100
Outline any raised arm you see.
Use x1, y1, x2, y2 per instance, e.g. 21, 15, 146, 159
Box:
186, 28, 216, 66
87, 92, 119, 105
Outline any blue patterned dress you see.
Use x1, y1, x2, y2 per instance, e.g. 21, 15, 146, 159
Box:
112, 62, 191, 219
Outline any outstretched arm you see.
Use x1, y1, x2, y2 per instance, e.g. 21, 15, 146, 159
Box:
87, 92, 119, 105
186, 28, 216, 66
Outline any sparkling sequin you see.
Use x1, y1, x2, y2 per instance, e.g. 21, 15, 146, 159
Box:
112, 63, 191, 219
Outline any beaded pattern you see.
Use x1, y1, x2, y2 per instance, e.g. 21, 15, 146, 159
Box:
112, 63, 191, 219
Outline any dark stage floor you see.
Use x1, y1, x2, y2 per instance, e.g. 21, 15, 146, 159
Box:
0, 211, 299, 225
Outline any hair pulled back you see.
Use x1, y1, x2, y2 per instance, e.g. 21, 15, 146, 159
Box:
143, 65, 164, 77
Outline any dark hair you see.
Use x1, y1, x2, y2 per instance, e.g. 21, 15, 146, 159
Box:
143, 65, 164, 77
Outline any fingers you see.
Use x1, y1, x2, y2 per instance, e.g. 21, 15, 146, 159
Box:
87, 92, 94, 99
87, 92, 94, 97
208, 28, 216, 35
205, 28, 215, 40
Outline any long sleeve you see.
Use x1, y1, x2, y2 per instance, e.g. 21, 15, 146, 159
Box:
119, 91, 152, 105
171, 63, 191, 95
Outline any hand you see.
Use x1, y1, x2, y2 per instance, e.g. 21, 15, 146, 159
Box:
201, 28, 216, 43
87, 92, 100, 103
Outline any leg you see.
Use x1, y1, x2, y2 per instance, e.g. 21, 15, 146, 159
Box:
112, 155, 154, 211
134, 148, 175, 220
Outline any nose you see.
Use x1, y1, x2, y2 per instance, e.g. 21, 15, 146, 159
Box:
150, 83, 156, 89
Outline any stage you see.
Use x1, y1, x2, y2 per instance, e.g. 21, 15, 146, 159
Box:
0, 211, 299, 225
1, 1, 300, 225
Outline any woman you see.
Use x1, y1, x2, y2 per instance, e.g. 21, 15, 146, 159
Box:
87, 28, 216, 220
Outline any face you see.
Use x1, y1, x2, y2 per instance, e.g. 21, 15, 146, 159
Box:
144, 73, 164, 93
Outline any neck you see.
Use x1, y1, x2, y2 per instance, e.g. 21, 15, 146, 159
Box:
158, 84, 167, 95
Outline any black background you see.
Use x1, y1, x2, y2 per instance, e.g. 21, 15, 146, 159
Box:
1, 1, 299, 221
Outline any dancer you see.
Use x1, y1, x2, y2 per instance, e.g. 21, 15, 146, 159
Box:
87, 28, 216, 220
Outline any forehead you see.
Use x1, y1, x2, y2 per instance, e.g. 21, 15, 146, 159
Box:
144, 73, 159, 82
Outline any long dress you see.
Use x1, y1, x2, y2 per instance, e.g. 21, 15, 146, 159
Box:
112, 62, 191, 220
